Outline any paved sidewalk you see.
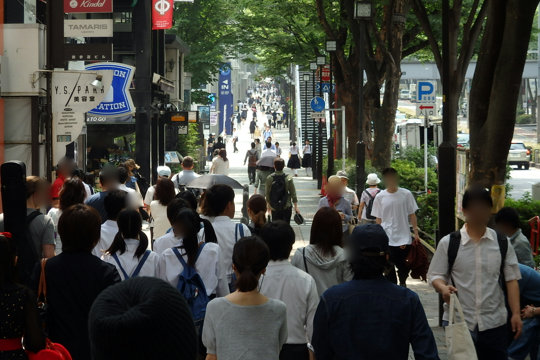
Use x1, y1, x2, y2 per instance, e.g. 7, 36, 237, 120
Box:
213, 109, 447, 359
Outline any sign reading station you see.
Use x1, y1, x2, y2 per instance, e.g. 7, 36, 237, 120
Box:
86, 63, 136, 117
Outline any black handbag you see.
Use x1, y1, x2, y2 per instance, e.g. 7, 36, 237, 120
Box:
294, 212, 304, 225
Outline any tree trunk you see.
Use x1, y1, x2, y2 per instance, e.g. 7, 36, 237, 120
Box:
337, 79, 360, 157
469, 0, 538, 187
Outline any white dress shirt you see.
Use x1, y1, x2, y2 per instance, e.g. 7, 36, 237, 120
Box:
102, 239, 160, 280
371, 188, 419, 246
211, 216, 251, 281
92, 220, 119, 257
428, 226, 521, 331
171, 170, 200, 188
259, 260, 319, 344
159, 242, 229, 297
153, 228, 206, 255
119, 184, 144, 208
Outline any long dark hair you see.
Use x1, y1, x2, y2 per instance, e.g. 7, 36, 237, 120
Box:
310, 207, 343, 257
173, 209, 217, 266
0, 235, 16, 287
106, 210, 148, 259
247, 195, 267, 228
232, 236, 270, 292
219, 149, 228, 162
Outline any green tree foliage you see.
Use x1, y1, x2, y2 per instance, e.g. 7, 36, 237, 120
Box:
171, 0, 239, 88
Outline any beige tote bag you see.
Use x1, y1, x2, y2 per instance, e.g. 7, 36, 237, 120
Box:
446, 294, 478, 360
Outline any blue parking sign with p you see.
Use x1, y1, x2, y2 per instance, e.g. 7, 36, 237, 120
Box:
417, 81, 436, 103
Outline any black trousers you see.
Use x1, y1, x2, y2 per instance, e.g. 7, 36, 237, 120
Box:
280, 344, 309, 360
247, 166, 256, 184
471, 324, 508, 360
272, 207, 292, 224
386, 245, 410, 285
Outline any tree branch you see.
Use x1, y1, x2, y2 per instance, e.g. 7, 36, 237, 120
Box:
410, 0, 443, 73
458, 0, 488, 78
402, 40, 430, 58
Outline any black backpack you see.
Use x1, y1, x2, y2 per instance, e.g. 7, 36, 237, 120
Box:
447, 230, 508, 288
363, 189, 380, 220
269, 174, 289, 210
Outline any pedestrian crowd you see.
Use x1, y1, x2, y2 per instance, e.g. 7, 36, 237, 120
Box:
2, 85, 540, 360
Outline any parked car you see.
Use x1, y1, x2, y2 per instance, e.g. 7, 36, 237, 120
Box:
400, 89, 411, 100
508, 142, 531, 170
457, 133, 470, 149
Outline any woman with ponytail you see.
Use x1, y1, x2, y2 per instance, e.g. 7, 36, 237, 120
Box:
159, 208, 228, 297
202, 237, 287, 360
246, 194, 267, 236
103, 209, 160, 280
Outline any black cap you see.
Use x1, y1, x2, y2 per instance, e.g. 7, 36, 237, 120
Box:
350, 224, 389, 256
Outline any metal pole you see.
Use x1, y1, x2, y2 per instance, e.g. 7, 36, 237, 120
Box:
317, 64, 324, 189
356, 21, 366, 194
304, 80, 308, 142
342, 105, 346, 171
312, 70, 317, 180
327, 54, 334, 178
424, 115, 429, 193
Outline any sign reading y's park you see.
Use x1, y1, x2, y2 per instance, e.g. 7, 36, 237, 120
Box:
64, 0, 113, 13
86, 62, 136, 117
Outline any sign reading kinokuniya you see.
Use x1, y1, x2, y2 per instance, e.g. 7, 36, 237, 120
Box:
64, 0, 113, 13
86, 63, 136, 117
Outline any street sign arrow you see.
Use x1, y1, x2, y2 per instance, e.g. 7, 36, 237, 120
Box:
419, 105, 434, 110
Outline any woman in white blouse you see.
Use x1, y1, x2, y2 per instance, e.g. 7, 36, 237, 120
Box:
150, 178, 177, 239
159, 208, 229, 297
210, 149, 230, 176
102, 209, 160, 280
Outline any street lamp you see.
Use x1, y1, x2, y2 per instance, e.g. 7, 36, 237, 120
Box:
326, 40, 337, 179
353, 0, 372, 195
316, 56, 326, 66
315, 55, 326, 189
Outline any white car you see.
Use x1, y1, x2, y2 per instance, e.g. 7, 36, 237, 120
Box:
400, 89, 411, 100
508, 142, 530, 170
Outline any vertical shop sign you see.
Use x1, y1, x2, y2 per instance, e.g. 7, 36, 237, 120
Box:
152, 0, 173, 30
218, 63, 233, 135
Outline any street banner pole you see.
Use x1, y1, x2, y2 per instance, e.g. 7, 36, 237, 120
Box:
424, 115, 429, 193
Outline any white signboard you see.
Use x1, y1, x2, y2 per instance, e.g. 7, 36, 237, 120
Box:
52, 70, 113, 114
210, 111, 218, 126
64, 19, 114, 38
310, 112, 325, 119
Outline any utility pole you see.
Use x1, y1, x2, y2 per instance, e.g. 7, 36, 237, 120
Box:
133, 0, 153, 182
326, 41, 336, 179
317, 57, 325, 189
355, 23, 366, 194
311, 64, 317, 180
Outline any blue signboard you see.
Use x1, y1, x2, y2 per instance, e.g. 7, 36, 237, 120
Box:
316, 83, 336, 94
310, 96, 325, 112
86, 62, 135, 117
218, 64, 234, 135
416, 81, 436, 103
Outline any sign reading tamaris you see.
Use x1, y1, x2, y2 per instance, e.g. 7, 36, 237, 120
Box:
64, 19, 113, 38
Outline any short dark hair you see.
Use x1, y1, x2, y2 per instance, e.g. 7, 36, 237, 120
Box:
265, 141, 272, 149
462, 185, 492, 210
176, 191, 197, 211
495, 207, 521, 229
167, 198, 190, 224
251, 142, 256, 149
255, 139, 260, 144
117, 166, 129, 184
310, 207, 343, 257
382, 167, 398, 176
274, 158, 285, 171
350, 253, 389, 280
259, 221, 295, 261
202, 184, 235, 217
154, 178, 176, 207
182, 156, 194, 168
59, 204, 101, 253
233, 236, 270, 292
99, 167, 119, 187
275, 142, 279, 146
59, 178, 86, 211
104, 190, 128, 221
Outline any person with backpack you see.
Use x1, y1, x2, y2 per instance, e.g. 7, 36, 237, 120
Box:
92, 190, 128, 258
319, 176, 353, 241
428, 185, 523, 360
358, 173, 381, 224
201, 185, 251, 292
371, 167, 419, 287
171, 157, 200, 192
102, 210, 159, 280
202, 237, 287, 360
337, 170, 359, 214
244, 142, 259, 185
265, 158, 300, 224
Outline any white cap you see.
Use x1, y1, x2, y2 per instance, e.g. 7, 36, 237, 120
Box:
366, 173, 381, 186
157, 166, 172, 178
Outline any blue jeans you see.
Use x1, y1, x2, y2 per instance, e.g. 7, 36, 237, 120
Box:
508, 318, 540, 360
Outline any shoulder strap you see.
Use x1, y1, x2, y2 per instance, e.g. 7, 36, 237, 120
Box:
447, 231, 461, 281
132, 250, 151, 278
303, 247, 309, 274
195, 242, 206, 262
172, 247, 188, 269
364, 190, 374, 200
27, 210, 42, 225
497, 232, 508, 286
112, 253, 130, 280
235, 224, 244, 243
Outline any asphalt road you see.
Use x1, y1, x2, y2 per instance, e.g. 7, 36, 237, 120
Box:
508, 166, 540, 199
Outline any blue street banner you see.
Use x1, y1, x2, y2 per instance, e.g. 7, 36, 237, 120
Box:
86, 62, 135, 117
316, 83, 336, 94
218, 63, 233, 135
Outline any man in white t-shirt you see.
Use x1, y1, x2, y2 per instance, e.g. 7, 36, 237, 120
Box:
358, 173, 381, 224
371, 167, 419, 287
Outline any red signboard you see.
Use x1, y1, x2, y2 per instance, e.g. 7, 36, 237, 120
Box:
152, 0, 173, 30
322, 65, 331, 82
64, 0, 113, 13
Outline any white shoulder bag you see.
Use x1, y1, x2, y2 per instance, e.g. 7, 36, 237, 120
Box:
446, 293, 478, 360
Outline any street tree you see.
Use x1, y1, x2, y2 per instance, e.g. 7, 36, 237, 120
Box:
468, 0, 539, 187
411, 0, 488, 147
